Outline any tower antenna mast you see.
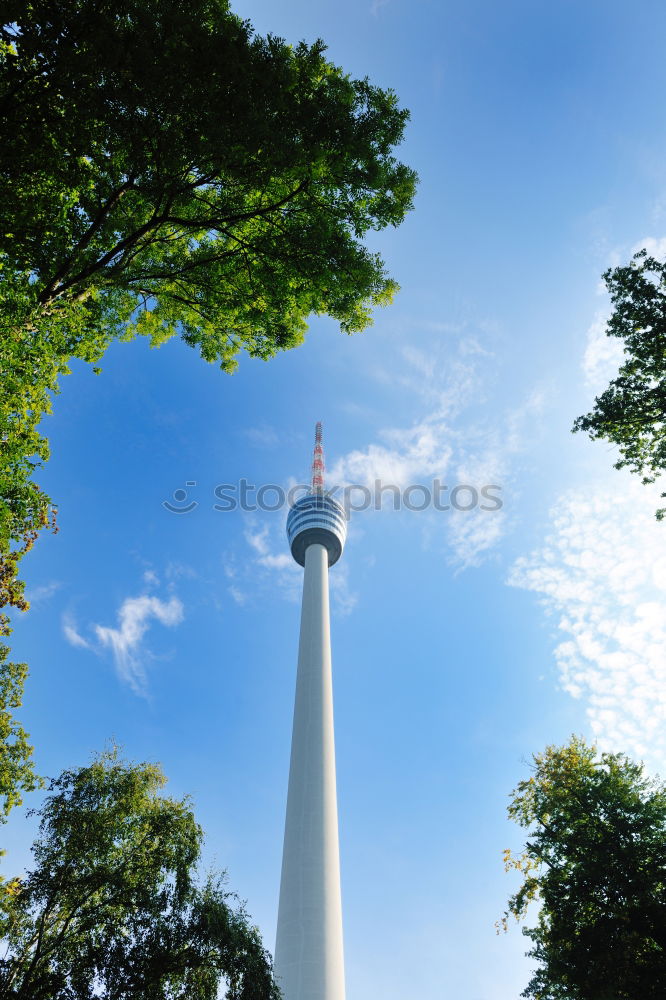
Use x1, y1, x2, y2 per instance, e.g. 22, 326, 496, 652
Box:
311, 420, 325, 494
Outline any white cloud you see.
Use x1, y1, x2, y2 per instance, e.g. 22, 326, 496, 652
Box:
400, 345, 437, 381
582, 312, 624, 391
239, 332, 542, 586
447, 505, 506, 570
328, 384, 544, 569
245, 525, 293, 570
366, 336, 485, 417
62, 614, 91, 650
329, 350, 453, 499
242, 523, 302, 603
27, 581, 61, 605
228, 585, 247, 606
632, 235, 666, 259
330, 563, 358, 616
509, 477, 666, 770
165, 562, 197, 581
143, 569, 160, 587
94, 595, 184, 695
242, 521, 357, 614
446, 390, 544, 568
243, 423, 280, 448
328, 419, 453, 494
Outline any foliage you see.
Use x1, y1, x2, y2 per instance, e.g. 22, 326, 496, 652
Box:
0, 0, 416, 812
573, 250, 666, 517
1, 0, 416, 576
0, 323, 60, 612
2, 0, 416, 358
0, 618, 41, 828
500, 736, 666, 999
0, 749, 281, 999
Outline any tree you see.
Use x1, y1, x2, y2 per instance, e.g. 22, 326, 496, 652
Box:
500, 736, 666, 999
0, 632, 41, 828
573, 250, 666, 517
0, 748, 281, 999
0, 0, 417, 811
2, 1, 416, 360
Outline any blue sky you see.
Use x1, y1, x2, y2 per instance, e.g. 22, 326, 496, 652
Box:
6, 1, 666, 997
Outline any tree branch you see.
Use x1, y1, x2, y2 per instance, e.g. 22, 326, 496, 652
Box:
37, 181, 309, 307
38, 180, 135, 302
161, 178, 309, 230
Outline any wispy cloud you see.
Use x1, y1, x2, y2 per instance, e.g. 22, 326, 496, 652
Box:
329, 344, 464, 505
328, 419, 453, 493
368, 340, 485, 415
243, 523, 302, 603
63, 594, 184, 695
62, 614, 91, 650
94, 595, 183, 695
222, 560, 248, 605
632, 235, 666, 258
242, 521, 356, 614
228, 585, 247, 606
165, 561, 197, 582
243, 423, 280, 448
581, 311, 623, 391
329, 362, 544, 568
26, 581, 62, 605
245, 525, 293, 570
330, 562, 358, 616
509, 477, 666, 770
447, 389, 545, 568
235, 331, 542, 591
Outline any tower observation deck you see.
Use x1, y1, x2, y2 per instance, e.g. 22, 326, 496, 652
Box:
274, 423, 347, 1000
286, 493, 347, 567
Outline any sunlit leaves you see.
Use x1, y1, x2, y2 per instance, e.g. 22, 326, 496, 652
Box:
501, 737, 666, 999
0, 750, 280, 998
0, 640, 41, 827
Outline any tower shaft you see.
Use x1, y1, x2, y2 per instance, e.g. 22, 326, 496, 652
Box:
274, 541, 345, 1000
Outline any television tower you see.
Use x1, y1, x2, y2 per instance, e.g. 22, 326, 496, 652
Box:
274, 423, 348, 1000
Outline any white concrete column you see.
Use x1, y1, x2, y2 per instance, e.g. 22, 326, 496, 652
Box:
274, 542, 345, 1000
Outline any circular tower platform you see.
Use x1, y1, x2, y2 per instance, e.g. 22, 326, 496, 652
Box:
287, 494, 347, 567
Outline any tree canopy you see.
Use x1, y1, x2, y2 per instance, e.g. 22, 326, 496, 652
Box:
0, 749, 280, 999
573, 250, 666, 517
1, 0, 416, 586
501, 737, 666, 999
1, 0, 415, 360
0, 634, 40, 829
0, 0, 416, 811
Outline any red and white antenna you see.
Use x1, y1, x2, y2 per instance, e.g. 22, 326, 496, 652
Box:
311, 421, 325, 494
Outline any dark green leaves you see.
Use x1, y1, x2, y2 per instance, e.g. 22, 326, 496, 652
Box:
1, 1, 416, 362
573, 250, 666, 518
